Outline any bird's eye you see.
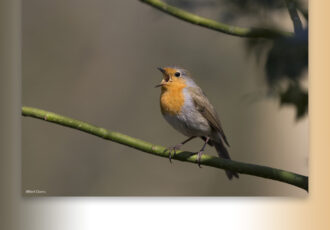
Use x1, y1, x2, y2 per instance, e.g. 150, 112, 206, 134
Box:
174, 72, 181, 77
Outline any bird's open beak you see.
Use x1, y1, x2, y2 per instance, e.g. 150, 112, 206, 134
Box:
155, 67, 167, 88
155, 67, 170, 88
157, 67, 165, 74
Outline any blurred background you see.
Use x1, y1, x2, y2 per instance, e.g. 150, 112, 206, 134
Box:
22, 0, 308, 196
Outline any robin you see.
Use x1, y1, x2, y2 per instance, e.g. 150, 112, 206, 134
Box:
156, 66, 239, 180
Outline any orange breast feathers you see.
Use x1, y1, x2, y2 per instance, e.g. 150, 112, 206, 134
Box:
160, 80, 186, 115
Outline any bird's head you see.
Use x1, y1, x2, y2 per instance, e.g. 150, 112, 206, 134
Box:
156, 67, 192, 90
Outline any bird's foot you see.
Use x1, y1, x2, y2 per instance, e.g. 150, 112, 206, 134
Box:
167, 143, 183, 163
196, 150, 204, 168
196, 137, 209, 168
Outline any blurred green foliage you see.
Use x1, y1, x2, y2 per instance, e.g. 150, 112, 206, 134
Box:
166, 0, 308, 119
280, 83, 308, 119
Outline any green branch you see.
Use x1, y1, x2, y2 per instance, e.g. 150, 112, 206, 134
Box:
139, 0, 293, 39
22, 106, 308, 192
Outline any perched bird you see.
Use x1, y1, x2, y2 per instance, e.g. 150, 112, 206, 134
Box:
156, 66, 239, 180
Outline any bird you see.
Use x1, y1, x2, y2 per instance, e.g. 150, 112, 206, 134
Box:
156, 66, 239, 180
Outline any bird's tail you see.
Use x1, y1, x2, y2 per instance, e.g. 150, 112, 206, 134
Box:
213, 140, 239, 180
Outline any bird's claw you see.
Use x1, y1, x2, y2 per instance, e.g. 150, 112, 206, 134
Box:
167, 144, 183, 163
168, 147, 175, 163
197, 150, 204, 168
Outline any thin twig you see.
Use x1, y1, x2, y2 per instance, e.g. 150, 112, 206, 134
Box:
285, 0, 303, 33
139, 0, 293, 38
22, 106, 308, 191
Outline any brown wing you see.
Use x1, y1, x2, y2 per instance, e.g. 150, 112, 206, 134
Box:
188, 87, 230, 146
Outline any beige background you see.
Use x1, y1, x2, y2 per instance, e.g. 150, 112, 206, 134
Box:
22, 0, 308, 196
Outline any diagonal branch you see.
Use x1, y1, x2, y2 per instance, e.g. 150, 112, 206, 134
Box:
22, 106, 308, 192
139, 0, 293, 38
